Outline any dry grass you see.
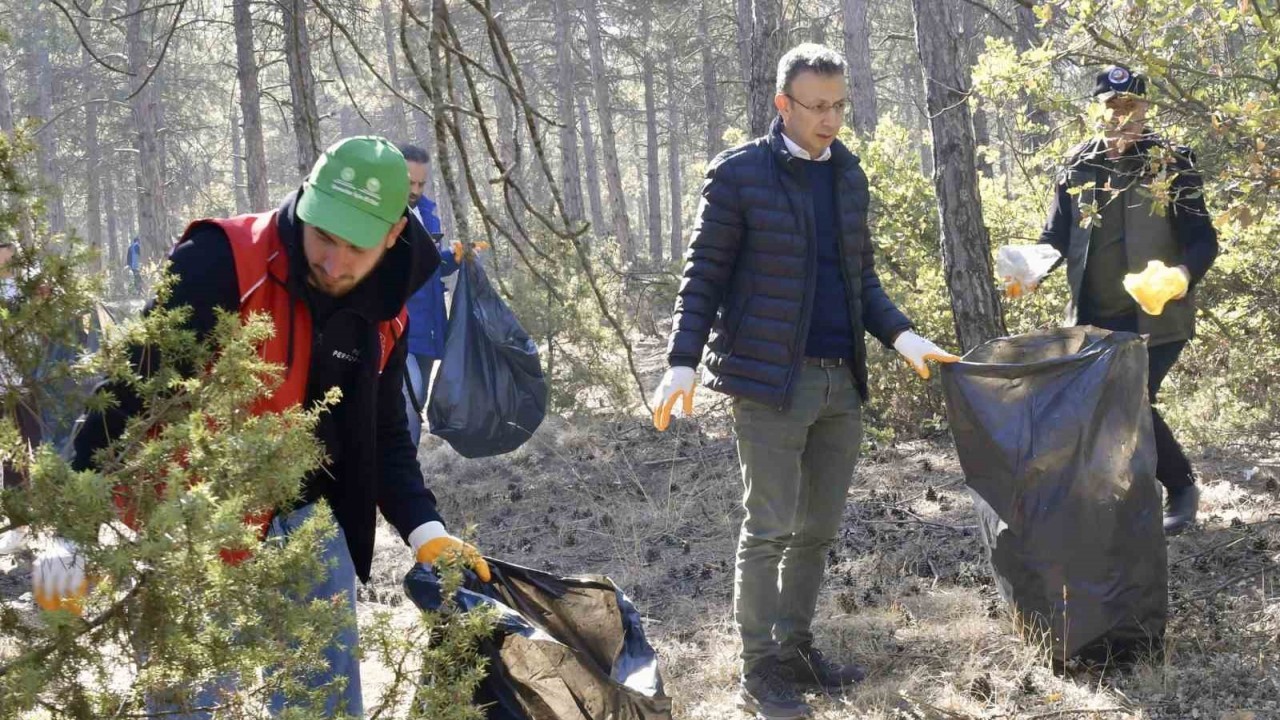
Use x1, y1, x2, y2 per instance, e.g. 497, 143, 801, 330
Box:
358, 339, 1280, 719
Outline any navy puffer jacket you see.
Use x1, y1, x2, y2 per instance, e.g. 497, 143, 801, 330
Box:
666, 117, 912, 409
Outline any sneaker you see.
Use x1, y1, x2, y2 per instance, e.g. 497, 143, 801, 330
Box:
0, 526, 28, 555
1163, 484, 1199, 536
738, 658, 812, 719
777, 644, 866, 690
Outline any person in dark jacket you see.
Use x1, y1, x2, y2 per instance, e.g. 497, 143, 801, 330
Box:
126, 235, 142, 294
652, 44, 958, 719
398, 143, 456, 446
32, 137, 490, 717
1016, 66, 1218, 536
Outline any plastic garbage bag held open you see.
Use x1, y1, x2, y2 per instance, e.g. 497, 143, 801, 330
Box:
940, 327, 1167, 667
405, 559, 673, 720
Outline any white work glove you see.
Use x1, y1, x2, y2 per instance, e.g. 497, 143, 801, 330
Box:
651, 366, 696, 432
409, 521, 491, 582
893, 331, 961, 380
33, 537, 88, 615
997, 244, 1061, 298
0, 526, 29, 556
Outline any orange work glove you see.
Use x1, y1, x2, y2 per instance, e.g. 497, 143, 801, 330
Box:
651, 366, 696, 432
452, 241, 491, 263
409, 522, 491, 582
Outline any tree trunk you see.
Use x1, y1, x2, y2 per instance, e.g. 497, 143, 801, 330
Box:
735, 0, 753, 128
584, 0, 634, 261
666, 56, 683, 261
231, 103, 248, 214
748, 0, 782, 137
642, 11, 663, 261
410, 76, 451, 231
0, 60, 12, 135
698, 0, 723, 159
81, 15, 103, 270
379, 0, 409, 142
233, 0, 270, 210
1014, 4, 1051, 149
842, 0, 877, 137
957, 0, 993, 178
103, 170, 120, 292
902, 57, 932, 177
578, 95, 605, 246
634, 145, 648, 247
429, 0, 471, 240
127, 0, 169, 262
553, 0, 585, 223
911, 0, 1006, 350
283, 0, 322, 177
31, 2, 66, 234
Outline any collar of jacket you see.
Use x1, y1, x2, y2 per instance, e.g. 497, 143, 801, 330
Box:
1068, 130, 1167, 168
274, 187, 442, 325
767, 116, 860, 178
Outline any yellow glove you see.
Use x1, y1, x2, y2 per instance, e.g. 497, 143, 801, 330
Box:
1123, 260, 1190, 316
33, 537, 89, 616
409, 522, 491, 582
651, 366, 696, 432
892, 331, 961, 380
452, 241, 491, 263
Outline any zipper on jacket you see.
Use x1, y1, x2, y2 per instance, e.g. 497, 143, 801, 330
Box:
778, 163, 818, 412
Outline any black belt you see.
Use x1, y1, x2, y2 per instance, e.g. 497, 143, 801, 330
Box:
803, 356, 846, 368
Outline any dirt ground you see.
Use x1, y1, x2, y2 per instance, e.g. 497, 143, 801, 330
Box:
4, 340, 1279, 719
356, 339, 1280, 719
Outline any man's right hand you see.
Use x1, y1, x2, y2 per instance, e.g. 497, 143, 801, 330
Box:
996, 245, 1060, 299
1003, 276, 1039, 299
652, 366, 696, 432
33, 537, 88, 616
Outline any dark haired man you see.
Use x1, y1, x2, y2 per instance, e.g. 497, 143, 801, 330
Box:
653, 43, 958, 718
396, 143, 454, 446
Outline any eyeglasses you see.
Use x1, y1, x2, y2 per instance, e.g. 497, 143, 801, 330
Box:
785, 94, 850, 117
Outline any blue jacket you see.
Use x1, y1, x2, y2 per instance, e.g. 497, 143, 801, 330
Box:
126, 239, 141, 272
405, 195, 458, 358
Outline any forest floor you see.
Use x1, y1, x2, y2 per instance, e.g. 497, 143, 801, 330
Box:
3, 339, 1278, 719
356, 338, 1280, 719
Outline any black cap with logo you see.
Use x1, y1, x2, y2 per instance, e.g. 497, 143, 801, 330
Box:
1092, 65, 1147, 100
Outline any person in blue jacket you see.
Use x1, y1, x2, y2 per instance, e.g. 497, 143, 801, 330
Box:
398, 144, 457, 447
126, 236, 142, 293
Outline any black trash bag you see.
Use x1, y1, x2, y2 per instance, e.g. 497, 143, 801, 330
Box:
427, 257, 548, 458
404, 559, 673, 720
939, 327, 1167, 667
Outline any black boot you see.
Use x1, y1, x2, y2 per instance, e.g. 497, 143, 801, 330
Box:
1163, 483, 1199, 536
738, 658, 812, 719
777, 644, 866, 691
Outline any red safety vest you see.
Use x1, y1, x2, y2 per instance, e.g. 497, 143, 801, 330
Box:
115, 212, 408, 563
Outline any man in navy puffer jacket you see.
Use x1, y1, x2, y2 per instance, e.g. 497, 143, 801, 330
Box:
653, 44, 958, 719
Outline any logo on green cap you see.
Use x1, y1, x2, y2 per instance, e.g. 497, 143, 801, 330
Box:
297, 136, 410, 249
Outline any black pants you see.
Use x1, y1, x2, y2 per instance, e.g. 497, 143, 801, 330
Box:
1081, 313, 1195, 491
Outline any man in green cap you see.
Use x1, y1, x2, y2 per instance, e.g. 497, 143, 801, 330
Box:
35, 136, 490, 717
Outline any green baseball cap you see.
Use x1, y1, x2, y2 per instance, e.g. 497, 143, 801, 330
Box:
296, 136, 410, 249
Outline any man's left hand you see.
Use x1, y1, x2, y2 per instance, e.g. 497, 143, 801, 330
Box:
409, 521, 491, 582
893, 331, 961, 380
